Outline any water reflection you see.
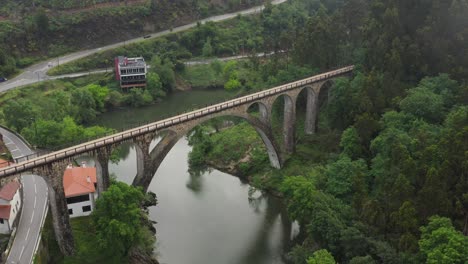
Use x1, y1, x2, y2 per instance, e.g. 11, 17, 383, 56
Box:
90, 89, 294, 264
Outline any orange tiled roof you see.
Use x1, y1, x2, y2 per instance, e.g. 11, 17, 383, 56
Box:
0, 181, 20, 201
63, 167, 97, 197
0, 205, 11, 219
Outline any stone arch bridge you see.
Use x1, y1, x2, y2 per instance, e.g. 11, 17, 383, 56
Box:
0, 66, 354, 255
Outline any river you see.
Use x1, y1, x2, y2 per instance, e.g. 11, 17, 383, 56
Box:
91, 89, 296, 264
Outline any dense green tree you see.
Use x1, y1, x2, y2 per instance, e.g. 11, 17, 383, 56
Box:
325, 156, 368, 202
339, 126, 364, 159
419, 216, 468, 264
307, 249, 336, 264
86, 84, 109, 112
71, 88, 98, 124
399, 87, 445, 123
146, 72, 165, 99
202, 37, 214, 57
93, 182, 146, 258
2, 99, 38, 132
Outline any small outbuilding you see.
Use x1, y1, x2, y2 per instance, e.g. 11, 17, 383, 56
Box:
0, 181, 22, 234
63, 164, 98, 218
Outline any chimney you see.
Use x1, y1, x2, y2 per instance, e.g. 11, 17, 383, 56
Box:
86, 176, 91, 183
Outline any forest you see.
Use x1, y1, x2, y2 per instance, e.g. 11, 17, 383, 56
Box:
0, 0, 263, 77
0, 0, 466, 263
185, 0, 468, 263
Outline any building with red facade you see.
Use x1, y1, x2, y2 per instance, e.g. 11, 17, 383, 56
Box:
114, 56, 147, 89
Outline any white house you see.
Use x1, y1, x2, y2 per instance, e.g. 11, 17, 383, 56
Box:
0, 181, 21, 234
63, 164, 97, 218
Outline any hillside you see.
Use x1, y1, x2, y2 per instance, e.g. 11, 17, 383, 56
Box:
0, 0, 264, 77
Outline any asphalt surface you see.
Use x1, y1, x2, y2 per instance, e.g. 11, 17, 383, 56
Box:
0, 0, 287, 92
0, 128, 48, 264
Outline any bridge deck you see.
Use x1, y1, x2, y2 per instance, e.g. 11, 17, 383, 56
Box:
0, 66, 354, 178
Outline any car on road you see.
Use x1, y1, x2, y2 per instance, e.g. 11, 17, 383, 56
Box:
143, 35, 151, 39
0, 77, 7, 82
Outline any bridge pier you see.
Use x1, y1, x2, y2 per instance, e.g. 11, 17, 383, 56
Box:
133, 132, 180, 192
283, 95, 296, 154
95, 146, 113, 195
33, 161, 75, 256
305, 87, 318, 135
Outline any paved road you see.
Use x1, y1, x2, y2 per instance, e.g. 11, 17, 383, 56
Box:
0, 0, 288, 92
0, 128, 48, 264
50, 51, 283, 79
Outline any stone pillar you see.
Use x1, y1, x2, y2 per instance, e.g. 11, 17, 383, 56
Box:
283, 96, 296, 154
133, 132, 180, 192
133, 134, 153, 191
95, 146, 113, 195
34, 161, 75, 256
305, 88, 318, 135
258, 102, 270, 125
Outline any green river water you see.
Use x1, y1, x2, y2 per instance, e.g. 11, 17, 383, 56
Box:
91, 89, 296, 264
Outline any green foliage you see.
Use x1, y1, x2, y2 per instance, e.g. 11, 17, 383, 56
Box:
399, 87, 445, 123
419, 216, 468, 264
125, 89, 153, 107
21, 116, 113, 149
93, 182, 146, 258
149, 56, 175, 92
146, 72, 166, 99
71, 88, 98, 124
339, 126, 363, 159
224, 78, 241, 91
325, 155, 368, 203
349, 255, 376, 264
202, 37, 214, 57
85, 84, 109, 112
307, 249, 336, 264
2, 99, 38, 132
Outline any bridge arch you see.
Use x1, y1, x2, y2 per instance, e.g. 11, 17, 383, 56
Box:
246, 101, 271, 125
130, 110, 282, 192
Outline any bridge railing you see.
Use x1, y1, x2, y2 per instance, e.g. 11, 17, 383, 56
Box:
0, 65, 354, 177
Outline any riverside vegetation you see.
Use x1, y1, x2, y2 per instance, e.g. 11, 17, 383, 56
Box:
36, 181, 159, 264
1, 0, 467, 263
0, 0, 264, 78
185, 1, 468, 264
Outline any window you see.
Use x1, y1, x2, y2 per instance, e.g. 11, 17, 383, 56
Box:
66, 194, 90, 204
0, 219, 3, 224
82, 205, 91, 212
68, 209, 73, 215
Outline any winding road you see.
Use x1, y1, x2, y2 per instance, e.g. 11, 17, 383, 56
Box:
0, 1, 289, 263
0, 0, 287, 93
0, 127, 48, 264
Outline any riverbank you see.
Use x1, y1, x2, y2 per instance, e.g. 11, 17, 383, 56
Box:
35, 185, 158, 264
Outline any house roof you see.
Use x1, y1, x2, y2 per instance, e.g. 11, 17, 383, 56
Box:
0, 205, 10, 219
63, 167, 97, 197
0, 181, 20, 201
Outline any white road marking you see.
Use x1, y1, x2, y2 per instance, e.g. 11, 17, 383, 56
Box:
10, 148, 19, 152
5, 142, 14, 145
34, 197, 37, 209
34, 184, 37, 194
25, 228, 30, 241
19, 246, 25, 259
30, 211, 35, 223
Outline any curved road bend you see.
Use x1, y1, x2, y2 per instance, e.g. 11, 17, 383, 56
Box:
0, 0, 288, 93
0, 128, 48, 264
